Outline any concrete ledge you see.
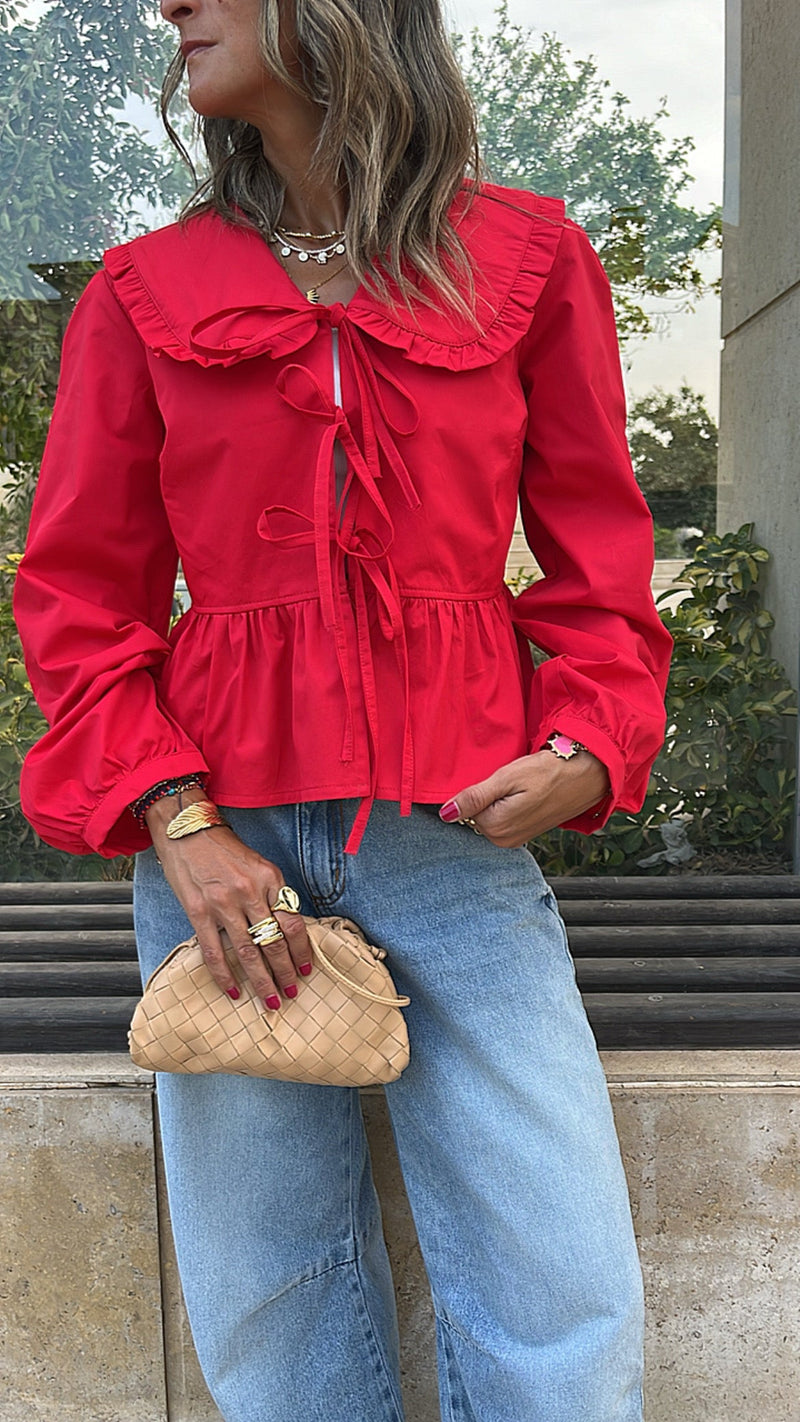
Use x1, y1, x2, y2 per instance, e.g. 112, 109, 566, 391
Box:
0, 1052, 154, 1089
3, 1051, 800, 1421
609, 1050, 800, 1422
0, 1055, 164, 1422
602, 1047, 800, 1087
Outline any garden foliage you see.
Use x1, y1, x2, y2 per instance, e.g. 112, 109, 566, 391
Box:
0, 0, 185, 299
533, 526, 797, 875
628, 384, 718, 534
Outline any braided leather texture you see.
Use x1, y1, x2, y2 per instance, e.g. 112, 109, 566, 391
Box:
129, 916, 410, 1086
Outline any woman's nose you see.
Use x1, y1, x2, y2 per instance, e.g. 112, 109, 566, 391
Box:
160, 0, 198, 25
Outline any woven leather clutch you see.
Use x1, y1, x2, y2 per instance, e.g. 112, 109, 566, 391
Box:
129, 915, 410, 1087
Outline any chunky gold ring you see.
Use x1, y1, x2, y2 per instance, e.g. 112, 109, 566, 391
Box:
247, 916, 285, 948
458, 817, 483, 836
270, 885, 301, 915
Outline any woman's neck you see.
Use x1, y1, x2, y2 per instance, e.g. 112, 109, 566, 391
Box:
254, 90, 348, 234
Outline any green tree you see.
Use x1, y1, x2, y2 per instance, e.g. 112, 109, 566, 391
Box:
628, 383, 718, 532
0, 0, 186, 875
456, 2, 721, 340
0, 0, 186, 300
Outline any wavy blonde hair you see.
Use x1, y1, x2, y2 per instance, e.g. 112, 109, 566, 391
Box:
161, 0, 483, 316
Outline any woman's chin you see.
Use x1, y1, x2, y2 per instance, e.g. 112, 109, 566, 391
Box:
186, 83, 245, 122
187, 93, 228, 120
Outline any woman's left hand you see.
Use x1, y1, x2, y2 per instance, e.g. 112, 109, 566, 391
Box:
441, 751, 611, 848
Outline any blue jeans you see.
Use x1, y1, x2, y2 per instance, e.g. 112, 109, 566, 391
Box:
133, 800, 644, 1422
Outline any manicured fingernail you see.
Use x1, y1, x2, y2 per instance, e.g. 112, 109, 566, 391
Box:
227, 987, 240, 1001
284, 984, 298, 999
265, 995, 281, 1011
299, 963, 313, 977
439, 799, 461, 823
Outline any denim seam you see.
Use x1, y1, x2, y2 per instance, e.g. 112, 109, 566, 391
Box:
542, 889, 577, 974
436, 1312, 469, 1422
432, 1301, 500, 1363
298, 801, 347, 912
317, 799, 347, 909
237, 1250, 358, 1311
346, 1092, 405, 1422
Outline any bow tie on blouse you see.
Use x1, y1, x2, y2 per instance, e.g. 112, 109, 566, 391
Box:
190, 301, 422, 853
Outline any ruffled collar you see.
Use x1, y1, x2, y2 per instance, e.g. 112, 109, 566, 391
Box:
103, 184, 566, 373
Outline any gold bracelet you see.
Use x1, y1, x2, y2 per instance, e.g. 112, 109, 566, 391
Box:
165, 800, 230, 841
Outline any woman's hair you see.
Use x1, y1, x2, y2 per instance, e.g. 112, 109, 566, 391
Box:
160, 0, 482, 317
159, 0, 480, 314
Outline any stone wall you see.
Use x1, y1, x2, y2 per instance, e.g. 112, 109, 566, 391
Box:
2, 1051, 800, 1421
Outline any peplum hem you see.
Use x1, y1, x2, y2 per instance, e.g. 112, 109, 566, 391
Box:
156, 591, 531, 815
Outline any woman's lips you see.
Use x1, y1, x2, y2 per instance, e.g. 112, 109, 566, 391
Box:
181, 40, 216, 60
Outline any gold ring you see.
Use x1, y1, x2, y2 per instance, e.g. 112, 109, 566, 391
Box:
247, 916, 285, 947
270, 885, 301, 915
458, 817, 483, 836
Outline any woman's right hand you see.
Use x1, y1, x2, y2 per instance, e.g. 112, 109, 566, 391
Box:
145, 794, 313, 1010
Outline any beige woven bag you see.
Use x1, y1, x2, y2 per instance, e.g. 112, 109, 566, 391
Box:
128, 915, 410, 1087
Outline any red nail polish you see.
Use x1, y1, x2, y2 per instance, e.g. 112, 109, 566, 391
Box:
265, 995, 281, 1011
439, 799, 460, 823
299, 963, 313, 977
227, 987, 240, 1001
284, 984, 298, 999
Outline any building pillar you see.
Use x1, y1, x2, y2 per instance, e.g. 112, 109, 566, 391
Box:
717, 0, 800, 694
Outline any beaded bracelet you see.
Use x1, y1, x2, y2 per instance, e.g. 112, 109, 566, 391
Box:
130, 775, 208, 831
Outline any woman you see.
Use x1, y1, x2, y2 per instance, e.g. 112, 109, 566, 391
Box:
14, 1, 672, 1419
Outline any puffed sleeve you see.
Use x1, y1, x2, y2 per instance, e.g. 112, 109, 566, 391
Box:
14, 271, 210, 858
512, 219, 672, 831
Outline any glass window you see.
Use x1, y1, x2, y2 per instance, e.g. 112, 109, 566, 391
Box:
1, 0, 795, 879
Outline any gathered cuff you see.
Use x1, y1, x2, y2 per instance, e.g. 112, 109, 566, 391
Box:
84, 751, 211, 858
529, 710, 627, 834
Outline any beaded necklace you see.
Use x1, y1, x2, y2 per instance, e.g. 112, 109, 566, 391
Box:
270, 226, 347, 267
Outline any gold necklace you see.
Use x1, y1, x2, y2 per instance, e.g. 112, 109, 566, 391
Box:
305, 260, 351, 304
278, 227, 345, 240
272, 228, 348, 266
276, 248, 351, 304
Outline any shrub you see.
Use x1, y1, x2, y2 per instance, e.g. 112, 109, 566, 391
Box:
532, 524, 798, 875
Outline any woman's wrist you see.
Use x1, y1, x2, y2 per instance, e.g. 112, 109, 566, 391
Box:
130, 775, 208, 831
142, 784, 211, 839
538, 731, 611, 799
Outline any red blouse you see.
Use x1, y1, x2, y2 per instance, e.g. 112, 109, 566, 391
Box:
14, 184, 672, 858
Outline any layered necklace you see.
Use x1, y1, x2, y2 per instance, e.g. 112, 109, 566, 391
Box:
270, 224, 347, 266
269, 223, 350, 304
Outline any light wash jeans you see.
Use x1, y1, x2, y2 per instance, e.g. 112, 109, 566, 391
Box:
133, 799, 644, 1422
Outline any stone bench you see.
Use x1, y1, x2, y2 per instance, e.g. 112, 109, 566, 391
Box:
2, 876, 799, 1051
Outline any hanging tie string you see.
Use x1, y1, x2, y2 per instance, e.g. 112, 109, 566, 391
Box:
251, 307, 421, 853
